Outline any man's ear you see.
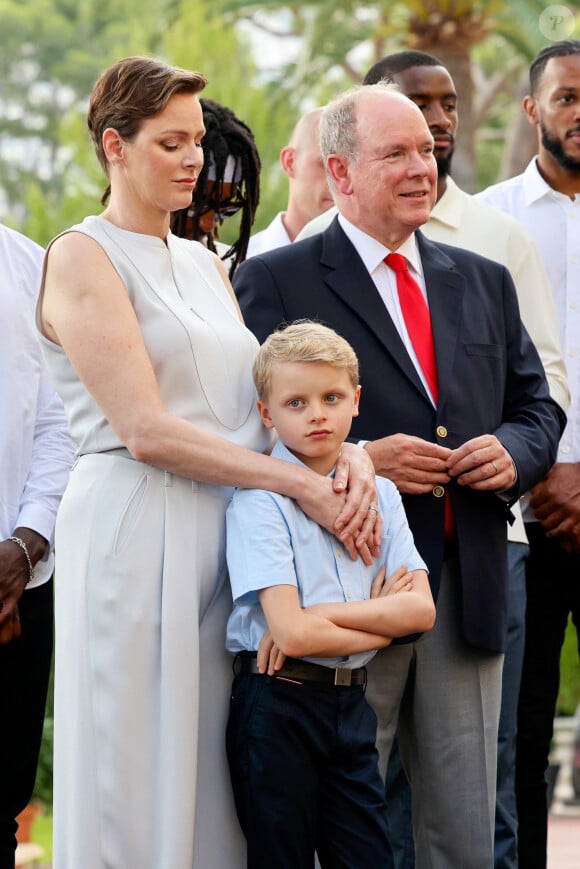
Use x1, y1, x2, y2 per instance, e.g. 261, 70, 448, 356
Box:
257, 399, 276, 429
522, 95, 539, 128
327, 154, 352, 194
102, 127, 125, 165
280, 146, 296, 179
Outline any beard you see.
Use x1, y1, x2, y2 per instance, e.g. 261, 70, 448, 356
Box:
436, 151, 453, 178
541, 121, 580, 172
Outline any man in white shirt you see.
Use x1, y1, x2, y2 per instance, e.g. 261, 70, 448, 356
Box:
298, 53, 568, 868
478, 39, 580, 869
246, 108, 334, 257
0, 224, 74, 866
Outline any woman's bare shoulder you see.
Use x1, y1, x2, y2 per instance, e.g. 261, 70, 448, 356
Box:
45, 228, 118, 294
47, 227, 107, 265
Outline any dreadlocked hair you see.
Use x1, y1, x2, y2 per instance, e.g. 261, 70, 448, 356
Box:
171, 98, 261, 278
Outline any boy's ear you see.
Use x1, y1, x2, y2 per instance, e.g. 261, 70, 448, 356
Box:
352, 384, 361, 418
257, 399, 276, 429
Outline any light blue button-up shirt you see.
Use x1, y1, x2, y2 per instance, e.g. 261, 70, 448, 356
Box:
226, 440, 427, 668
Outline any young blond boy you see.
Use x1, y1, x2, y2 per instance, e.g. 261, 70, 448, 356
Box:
225, 321, 434, 869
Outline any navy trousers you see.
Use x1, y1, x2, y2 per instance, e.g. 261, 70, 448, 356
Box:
0, 579, 53, 869
226, 670, 392, 869
494, 541, 528, 868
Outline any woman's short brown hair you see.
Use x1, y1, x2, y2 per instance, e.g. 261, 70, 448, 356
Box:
88, 56, 206, 176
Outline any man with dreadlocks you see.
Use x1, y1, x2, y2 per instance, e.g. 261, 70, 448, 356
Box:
172, 98, 261, 278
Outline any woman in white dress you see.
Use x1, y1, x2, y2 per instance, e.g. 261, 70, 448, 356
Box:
36, 57, 380, 869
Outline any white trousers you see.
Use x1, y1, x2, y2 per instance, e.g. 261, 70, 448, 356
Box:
52, 454, 246, 868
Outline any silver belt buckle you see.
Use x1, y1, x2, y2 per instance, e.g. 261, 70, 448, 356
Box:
334, 667, 352, 686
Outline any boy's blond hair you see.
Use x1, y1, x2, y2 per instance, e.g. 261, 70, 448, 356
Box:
253, 320, 359, 400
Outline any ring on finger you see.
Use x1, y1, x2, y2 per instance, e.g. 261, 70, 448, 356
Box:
490, 461, 499, 475
368, 503, 379, 515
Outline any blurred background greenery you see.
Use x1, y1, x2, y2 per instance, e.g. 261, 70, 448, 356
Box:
558, 618, 580, 716
1, 0, 579, 247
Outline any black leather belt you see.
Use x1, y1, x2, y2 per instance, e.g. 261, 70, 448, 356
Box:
234, 652, 366, 687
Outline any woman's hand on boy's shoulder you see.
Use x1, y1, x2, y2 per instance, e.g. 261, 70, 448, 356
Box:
333, 443, 382, 563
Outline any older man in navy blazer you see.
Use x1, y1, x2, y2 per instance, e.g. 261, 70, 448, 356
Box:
234, 84, 564, 869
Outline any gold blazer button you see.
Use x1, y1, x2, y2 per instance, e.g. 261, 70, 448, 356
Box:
432, 485, 445, 498
436, 425, 448, 438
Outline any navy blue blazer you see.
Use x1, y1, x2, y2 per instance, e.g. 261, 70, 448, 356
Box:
234, 218, 565, 652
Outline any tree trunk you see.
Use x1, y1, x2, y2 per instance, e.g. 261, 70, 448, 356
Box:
498, 78, 538, 182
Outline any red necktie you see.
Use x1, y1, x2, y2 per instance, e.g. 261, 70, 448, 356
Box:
385, 252, 454, 539
385, 252, 438, 402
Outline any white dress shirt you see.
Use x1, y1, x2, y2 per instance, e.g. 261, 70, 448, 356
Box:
246, 212, 291, 258
478, 158, 578, 464
0, 225, 74, 587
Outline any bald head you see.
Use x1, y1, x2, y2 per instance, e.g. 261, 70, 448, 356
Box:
320, 82, 427, 169
289, 107, 324, 149
280, 107, 333, 240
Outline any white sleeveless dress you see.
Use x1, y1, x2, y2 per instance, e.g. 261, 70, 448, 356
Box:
39, 216, 270, 869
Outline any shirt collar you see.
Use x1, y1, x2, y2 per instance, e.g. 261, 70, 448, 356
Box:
430, 176, 461, 230
271, 438, 336, 478
337, 212, 424, 281
522, 156, 571, 205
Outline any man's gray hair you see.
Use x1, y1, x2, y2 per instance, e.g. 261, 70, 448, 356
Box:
319, 81, 399, 190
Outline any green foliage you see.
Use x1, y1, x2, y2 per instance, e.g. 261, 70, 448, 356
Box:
0, 0, 303, 236
21, 110, 104, 245
213, 0, 580, 189
33, 656, 54, 808
33, 714, 54, 809
0, 0, 171, 232
31, 811, 53, 862
557, 617, 580, 717
164, 0, 300, 232
2, 0, 577, 235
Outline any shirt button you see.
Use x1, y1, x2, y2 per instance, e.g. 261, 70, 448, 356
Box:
568, 348, 577, 358
432, 485, 445, 498
570, 300, 577, 310
336, 547, 343, 558
561, 444, 571, 454
436, 425, 448, 438
346, 591, 353, 600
